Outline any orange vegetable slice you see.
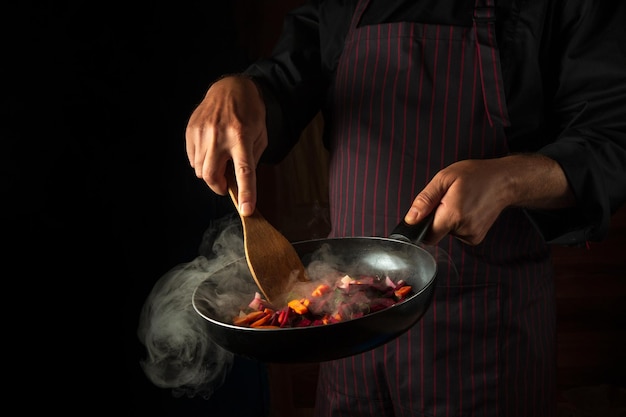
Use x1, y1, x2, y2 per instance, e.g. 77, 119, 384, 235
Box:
233, 310, 265, 326
288, 299, 309, 315
250, 313, 272, 328
394, 285, 412, 299
311, 284, 331, 297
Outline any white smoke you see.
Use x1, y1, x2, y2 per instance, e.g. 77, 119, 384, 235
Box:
136, 211, 453, 400
137, 214, 249, 399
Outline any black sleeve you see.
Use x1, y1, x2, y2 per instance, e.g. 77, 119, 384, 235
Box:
243, 1, 330, 163
529, 0, 626, 245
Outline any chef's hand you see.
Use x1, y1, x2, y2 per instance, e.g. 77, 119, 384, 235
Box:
404, 154, 575, 245
185, 75, 267, 216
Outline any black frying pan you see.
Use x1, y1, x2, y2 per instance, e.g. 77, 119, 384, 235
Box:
192, 214, 437, 363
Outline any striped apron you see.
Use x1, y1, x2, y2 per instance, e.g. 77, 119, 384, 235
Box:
314, 0, 557, 416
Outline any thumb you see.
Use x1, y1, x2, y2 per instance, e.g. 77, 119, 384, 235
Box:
404, 181, 444, 225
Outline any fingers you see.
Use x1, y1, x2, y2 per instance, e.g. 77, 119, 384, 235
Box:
186, 121, 229, 195
202, 153, 229, 196
405, 160, 508, 246
186, 126, 262, 216
184, 76, 268, 216
233, 128, 270, 216
185, 133, 196, 170
230, 146, 258, 216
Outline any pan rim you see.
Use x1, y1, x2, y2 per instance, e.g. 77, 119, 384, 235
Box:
192, 235, 438, 332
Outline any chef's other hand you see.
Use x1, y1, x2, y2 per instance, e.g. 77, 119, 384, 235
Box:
404, 155, 575, 245
185, 75, 268, 216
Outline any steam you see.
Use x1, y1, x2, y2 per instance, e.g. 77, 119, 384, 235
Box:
136, 211, 454, 400
137, 213, 251, 399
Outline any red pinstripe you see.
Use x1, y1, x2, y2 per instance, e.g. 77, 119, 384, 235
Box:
316, 0, 554, 415
409, 25, 426, 205
380, 26, 398, 233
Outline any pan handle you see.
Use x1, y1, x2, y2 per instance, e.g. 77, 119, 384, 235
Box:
389, 211, 435, 244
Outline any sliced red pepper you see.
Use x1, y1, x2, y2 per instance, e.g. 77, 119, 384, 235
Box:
277, 308, 289, 326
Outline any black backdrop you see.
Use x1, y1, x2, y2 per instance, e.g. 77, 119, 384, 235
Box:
6, 2, 626, 416
6, 2, 278, 415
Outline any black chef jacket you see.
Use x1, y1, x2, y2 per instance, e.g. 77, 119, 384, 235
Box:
244, 0, 626, 245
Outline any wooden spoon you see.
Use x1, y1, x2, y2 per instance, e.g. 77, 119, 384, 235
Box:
226, 168, 308, 305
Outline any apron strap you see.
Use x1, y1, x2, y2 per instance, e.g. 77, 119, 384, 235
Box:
473, 0, 511, 127
348, 0, 371, 35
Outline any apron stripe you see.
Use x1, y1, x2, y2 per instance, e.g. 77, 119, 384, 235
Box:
350, 25, 365, 236
384, 24, 398, 234
318, 0, 554, 414
473, 3, 511, 127
454, 30, 469, 161
390, 22, 404, 223
409, 25, 427, 219
360, 24, 374, 236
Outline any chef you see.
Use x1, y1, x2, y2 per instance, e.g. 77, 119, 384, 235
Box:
185, 0, 626, 415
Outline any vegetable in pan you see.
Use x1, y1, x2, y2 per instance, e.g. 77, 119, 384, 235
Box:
233, 274, 414, 329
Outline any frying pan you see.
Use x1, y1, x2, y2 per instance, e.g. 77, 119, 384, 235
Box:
192, 214, 437, 363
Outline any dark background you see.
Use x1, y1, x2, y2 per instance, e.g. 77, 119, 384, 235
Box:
5, 1, 303, 416
5, 2, 624, 416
